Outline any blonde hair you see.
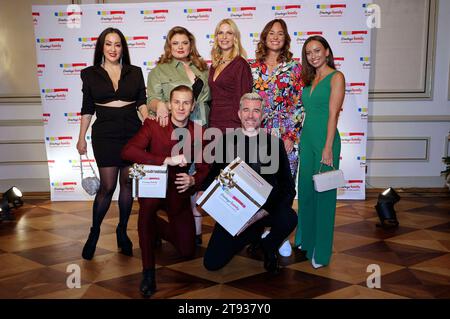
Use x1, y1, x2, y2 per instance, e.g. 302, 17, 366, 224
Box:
158, 26, 207, 71
211, 19, 247, 68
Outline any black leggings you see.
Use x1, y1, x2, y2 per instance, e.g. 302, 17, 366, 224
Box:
91, 166, 133, 231
203, 205, 297, 271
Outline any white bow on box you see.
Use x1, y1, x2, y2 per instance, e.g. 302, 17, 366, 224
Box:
128, 163, 146, 180
312, 164, 345, 192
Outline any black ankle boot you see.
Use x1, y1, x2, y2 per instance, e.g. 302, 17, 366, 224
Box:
247, 240, 262, 256
154, 236, 162, 249
116, 225, 133, 256
263, 251, 280, 274
140, 268, 156, 298
82, 227, 100, 260
195, 234, 202, 246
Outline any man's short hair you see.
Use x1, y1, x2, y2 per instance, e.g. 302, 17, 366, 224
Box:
239, 92, 265, 110
170, 85, 194, 102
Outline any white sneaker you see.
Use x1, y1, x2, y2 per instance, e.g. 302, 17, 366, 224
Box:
278, 239, 292, 257
261, 231, 293, 257
311, 249, 324, 269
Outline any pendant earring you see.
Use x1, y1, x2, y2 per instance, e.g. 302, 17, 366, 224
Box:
102, 55, 105, 65
120, 56, 123, 66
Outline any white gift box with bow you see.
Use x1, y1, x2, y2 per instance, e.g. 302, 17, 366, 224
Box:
129, 164, 168, 198
196, 157, 273, 236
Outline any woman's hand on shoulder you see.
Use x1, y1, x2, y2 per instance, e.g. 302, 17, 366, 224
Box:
156, 101, 170, 127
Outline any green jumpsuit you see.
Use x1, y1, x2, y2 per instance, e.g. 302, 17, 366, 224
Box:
294, 70, 341, 266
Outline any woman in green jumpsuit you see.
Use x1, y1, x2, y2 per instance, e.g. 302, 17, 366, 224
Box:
295, 36, 345, 268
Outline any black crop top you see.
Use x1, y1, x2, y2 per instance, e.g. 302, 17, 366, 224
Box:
80, 64, 147, 115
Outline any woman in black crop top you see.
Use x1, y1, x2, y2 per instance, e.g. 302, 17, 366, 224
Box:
76, 27, 149, 260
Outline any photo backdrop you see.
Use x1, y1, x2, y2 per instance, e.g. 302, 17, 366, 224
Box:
32, 0, 372, 200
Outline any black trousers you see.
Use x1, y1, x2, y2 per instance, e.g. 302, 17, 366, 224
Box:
203, 203, 297, 271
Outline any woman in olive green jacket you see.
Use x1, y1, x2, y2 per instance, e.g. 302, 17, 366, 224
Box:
147, 26, 210, 127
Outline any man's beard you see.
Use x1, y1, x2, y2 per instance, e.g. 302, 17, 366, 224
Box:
242, 123, 259, 136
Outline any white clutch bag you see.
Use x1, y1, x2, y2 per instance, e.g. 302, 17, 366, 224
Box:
312, 164, 345, 192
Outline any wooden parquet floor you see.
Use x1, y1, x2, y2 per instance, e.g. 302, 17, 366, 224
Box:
0, 189, 448, 300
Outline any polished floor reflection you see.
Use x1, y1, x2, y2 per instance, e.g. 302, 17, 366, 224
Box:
0, 189, 448, 299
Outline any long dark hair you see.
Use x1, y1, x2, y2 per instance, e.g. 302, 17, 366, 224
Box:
93, 28, 131, 66
301, 35, 335, 86
255, 19, 293, 63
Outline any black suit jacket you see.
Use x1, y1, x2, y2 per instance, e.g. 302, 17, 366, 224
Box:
202, 129, 296, 213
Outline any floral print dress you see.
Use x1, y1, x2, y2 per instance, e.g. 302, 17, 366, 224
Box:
250, 59, 304, 178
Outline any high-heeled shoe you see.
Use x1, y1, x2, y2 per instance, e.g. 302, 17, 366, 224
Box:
140, 268, 156, 298
82, 227, 100, 260
311, 248, 325, 269
116, 225, 133, 256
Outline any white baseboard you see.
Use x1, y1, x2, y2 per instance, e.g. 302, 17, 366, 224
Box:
0, 178, 50, 192
366, 176, 446, 188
